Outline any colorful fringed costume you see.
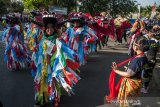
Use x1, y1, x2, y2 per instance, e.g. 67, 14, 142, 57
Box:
84, 25, 98, 53
32, 33, 80, 106
27, 12, 43, 50
31, 12, 80, 106
26, 23, 43, 50
2, 18, 30, 70
63, 12, 97, 65
64, 26, 89, 65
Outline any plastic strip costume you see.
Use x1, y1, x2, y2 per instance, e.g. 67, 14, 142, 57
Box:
26, 11, 43, 50
31, 12, 80, 106
63, 12, 98, 65
2, 16, 30, 70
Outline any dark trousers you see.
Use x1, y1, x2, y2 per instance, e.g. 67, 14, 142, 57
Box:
142, 61, 156, 89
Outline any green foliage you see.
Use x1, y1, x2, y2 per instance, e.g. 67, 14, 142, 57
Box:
156, 5, 160, 12
0, 0, 24, 15
79, 0, 109, 15
11, 2, 24, 13
140, 6, 152, 18
112, 0, 138, 17
23, 0, 44, 9
79, 0, 138, 17
23, 0, 76, 13
0, 0, 7, 15
140, 5, 160, 18
22, 0, 138, 17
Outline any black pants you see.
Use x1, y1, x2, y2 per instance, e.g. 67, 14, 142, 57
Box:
123, 30, 127, 42
142, 61, 156, 89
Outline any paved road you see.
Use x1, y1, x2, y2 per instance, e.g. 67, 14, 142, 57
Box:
0, 41, 159, 107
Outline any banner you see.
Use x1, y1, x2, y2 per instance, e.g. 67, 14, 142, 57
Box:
49, 6, 68, 15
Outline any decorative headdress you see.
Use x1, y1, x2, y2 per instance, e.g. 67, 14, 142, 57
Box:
30, 10, 43, 28
6, 14, 20, 25
30, 11, 67, 28
100, 12, 107, 17
30, 10, 41, 17
42, 11, 58, 28
114, 17, 122, 28
68, 12, 88, 23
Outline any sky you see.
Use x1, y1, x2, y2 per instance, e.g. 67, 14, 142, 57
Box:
136, 0, 160, 7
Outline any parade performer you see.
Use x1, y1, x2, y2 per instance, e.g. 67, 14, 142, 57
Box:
31, 12, 80, 106
26, 11, 43, 50
121, 18, 132, 43
86, 13, 115, 49
106, 36, 149, 107
2, 15, 30, 70
128, 20, 144, 56
89, 15, 104, 49
64, 12, 97, 65
96, 14, 114, 47
152, 24, 160, 40
114, 17, 132, 44
84, 24, 98, 53
114, 17, 123, 44
141, 27, 160, 93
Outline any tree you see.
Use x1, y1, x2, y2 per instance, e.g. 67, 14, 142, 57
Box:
79, 0, 110, 15
23, 0, 76, 13
79, 0, 138, 17
0, 0, 7, 16
108, 0, 139, 17
156, 5, 160, 12
140, 6, 152, 18
23, 0, 46, 10
10, 2, 24, 13
22, 0, 138, 17
0, 0, 12, 15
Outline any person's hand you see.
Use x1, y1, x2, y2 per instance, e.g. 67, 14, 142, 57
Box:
112, 62, 117, 71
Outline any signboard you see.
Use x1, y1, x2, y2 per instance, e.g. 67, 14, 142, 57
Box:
49, 6, 68, 15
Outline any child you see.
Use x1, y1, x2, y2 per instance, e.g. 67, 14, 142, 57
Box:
111, 36, 149, 106
2, 15, 30, 70
64, 12, 97, 65
32, 12, 80, 107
